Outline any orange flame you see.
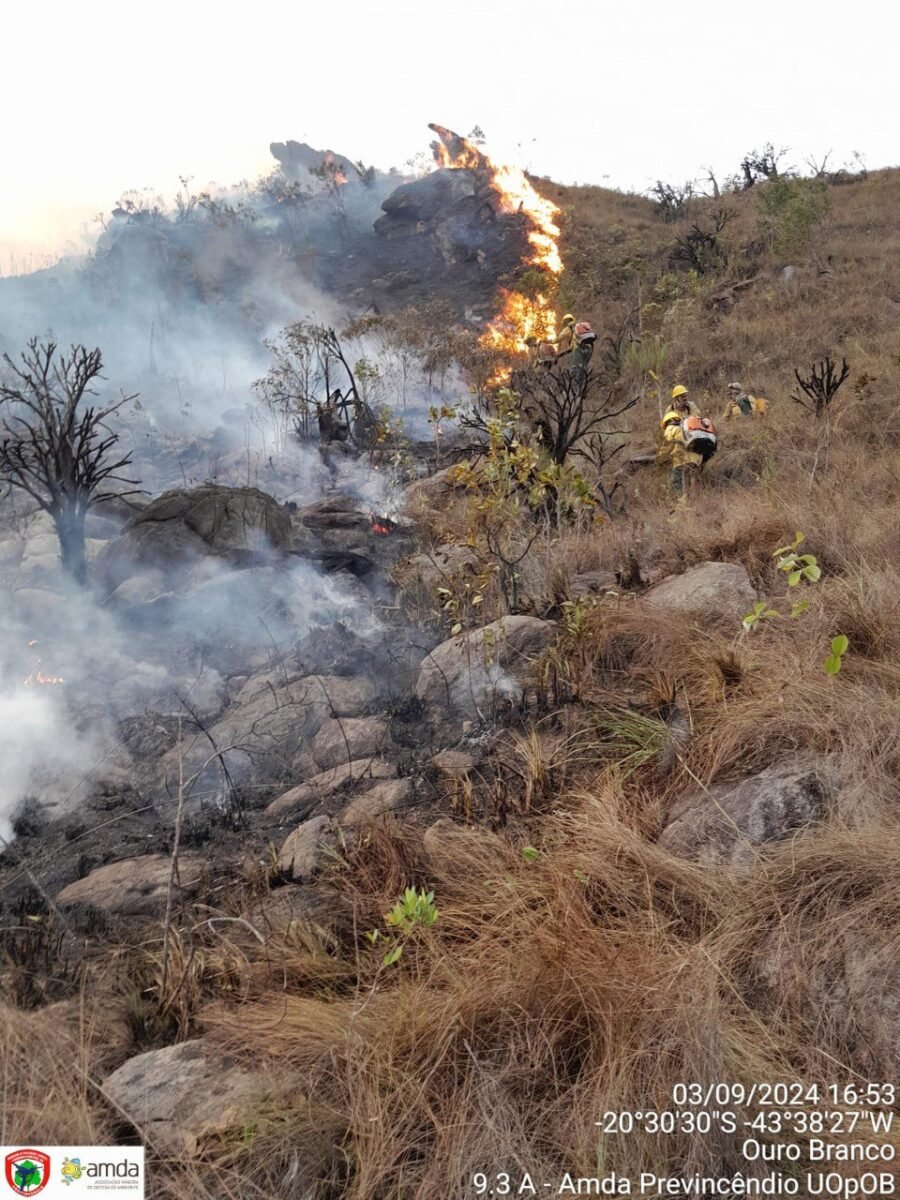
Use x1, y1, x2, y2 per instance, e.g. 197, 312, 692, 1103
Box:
428, 124, 563, 374
21, 640, 64, 686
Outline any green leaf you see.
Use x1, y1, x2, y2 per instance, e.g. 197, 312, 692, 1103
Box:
573, 868, 589, 884
804, 564, 821, 582
450, 622, 462, 636
824, 655, 842, 675
790, 600, 810, 618
521, 846, 540, 862
365, 930, 380, 944
788, 570, 802, 587
383, 944, 403, 966
831, 635, 849, 656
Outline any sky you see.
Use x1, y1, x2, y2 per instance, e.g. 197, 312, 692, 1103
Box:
2, 0, 897, 272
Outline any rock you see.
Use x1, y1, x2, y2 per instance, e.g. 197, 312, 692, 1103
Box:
294, 622, 380, 678
843, 934, 900, 1077
659, 757, 839, 867
103, 1039, 296, 1155
644, 561, 757, 619
278, 815, 338, 881
107, 568, 168, 608
56, 854, 205, 917
415, 616, 557, 720
97, 485, 292, 587
340, 778, 413, 827
402, 466, 465, 509
431, 749, 477, 777
312, 715, 393, 771
394, 543, 479, 597
569, 570, 619, 597
266, 758, 397, 819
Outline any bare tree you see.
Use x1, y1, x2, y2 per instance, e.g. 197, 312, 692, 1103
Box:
513, 368, 639, 467
791, 356, 850, 418
0, 339, 140, 583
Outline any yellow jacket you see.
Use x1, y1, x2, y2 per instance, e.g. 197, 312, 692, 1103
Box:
659, 408, 704, 469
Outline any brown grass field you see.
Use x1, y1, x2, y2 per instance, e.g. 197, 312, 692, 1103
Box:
2, 165, 900, 1198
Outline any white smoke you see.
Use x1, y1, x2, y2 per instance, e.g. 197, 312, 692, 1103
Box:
0, 682, 96, 844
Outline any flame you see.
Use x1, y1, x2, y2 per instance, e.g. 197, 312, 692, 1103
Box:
21, 640, 64, 686
428, 123, 563, 374
370, 514, 394, 536
323, 150, 349, 187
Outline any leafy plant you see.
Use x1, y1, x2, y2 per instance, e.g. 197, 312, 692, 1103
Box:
773, 531, 821, 586
521, 846, 540, 862
824, 635, 849, 675
369, 887, 439, 966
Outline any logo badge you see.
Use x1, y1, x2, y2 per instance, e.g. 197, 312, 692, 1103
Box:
4, 1150, 50, 1196
60, 1156, 83, 1185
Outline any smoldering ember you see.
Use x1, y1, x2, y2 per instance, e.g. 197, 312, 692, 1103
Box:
1, 123, 899, 1200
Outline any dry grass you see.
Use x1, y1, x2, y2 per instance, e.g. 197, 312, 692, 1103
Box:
4, 167, 900, 1198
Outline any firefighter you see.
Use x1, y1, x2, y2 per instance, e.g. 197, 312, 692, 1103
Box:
722, 381, 768, 419
555, 314, 577, 356
659, 385, 704, 496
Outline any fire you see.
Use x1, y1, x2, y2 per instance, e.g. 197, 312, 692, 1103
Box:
428, 123, 563, 371
370, 514, 395, 536
21, 640, 64, 686
323, 150, 348, 187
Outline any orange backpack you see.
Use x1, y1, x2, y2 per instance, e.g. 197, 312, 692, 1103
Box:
681, 415, 718, 461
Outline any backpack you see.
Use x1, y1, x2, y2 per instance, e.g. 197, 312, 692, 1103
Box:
681, 415, 718, 462
574, 321, 597, 345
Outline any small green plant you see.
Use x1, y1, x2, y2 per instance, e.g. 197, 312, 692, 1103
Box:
824, 635, 849, 675
742, 599, 780, 633
773, 531, 821, 587
742, 533, 820, 634
368, 887, 438, 966
521, 846, 540, 862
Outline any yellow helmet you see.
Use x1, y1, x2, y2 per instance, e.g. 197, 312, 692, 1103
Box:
671, 384, 689, 400
561, 313, 575, 325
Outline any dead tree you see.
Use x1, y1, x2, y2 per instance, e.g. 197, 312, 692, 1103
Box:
0, 339, 140, 583
791, 356, 850, 418
515, 368, 638, 467
651, 180, 694, 222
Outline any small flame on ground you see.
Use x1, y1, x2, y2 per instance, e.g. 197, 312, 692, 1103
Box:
370, 514, 395, 536
429, 123, 563, 376
21, 641, 64, 686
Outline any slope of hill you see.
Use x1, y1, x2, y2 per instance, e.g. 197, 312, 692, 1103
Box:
1, 159, 899, 1199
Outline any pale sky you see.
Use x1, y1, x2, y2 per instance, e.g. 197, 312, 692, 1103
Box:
2, 0, 897, 271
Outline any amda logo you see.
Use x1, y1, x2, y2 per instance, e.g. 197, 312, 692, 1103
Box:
4, 1149, 50, 1196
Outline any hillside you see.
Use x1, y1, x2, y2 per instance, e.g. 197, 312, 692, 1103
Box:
1, 153, 899, 1200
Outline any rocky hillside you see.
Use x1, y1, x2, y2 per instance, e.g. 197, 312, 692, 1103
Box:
1, 157, 899, 1199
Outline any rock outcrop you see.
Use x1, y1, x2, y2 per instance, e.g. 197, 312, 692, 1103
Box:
644, 561, 757, 619
659, 757, 839, 866
415, 615, 557, 720
56, 854, 205, 917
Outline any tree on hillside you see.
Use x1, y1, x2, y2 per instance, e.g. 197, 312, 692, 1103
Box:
0, 339, 140, 584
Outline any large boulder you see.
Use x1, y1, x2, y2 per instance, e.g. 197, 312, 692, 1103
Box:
659, 757, 839, 867
56, 854, 205, 917
393, 543, 479, 599
644, 561, 757, 619
278, 815, 338, 881
312, 715, 393, 771
340, 778, 413, 827
415, 616, 557, 720
103, 1039, 298, 1155
266, 758, 397, 820
154, 671, 378, 810
97, 485, 292, 587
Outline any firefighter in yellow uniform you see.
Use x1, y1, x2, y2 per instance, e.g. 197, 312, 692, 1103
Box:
659, 384, 704, 495
722, 381, 768, 419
